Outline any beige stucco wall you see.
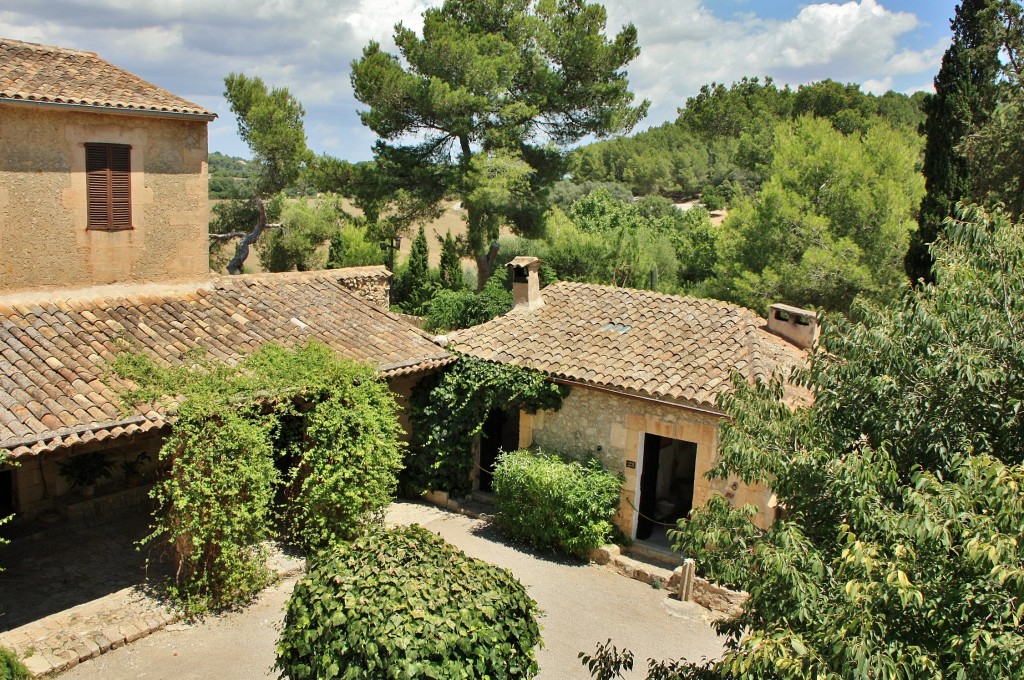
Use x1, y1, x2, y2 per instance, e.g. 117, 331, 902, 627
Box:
0, 103, 209, 293
520, 384, 775, 535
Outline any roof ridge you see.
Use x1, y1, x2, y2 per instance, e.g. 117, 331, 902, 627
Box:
0, 37, 97, 57
548, 280, 761, 316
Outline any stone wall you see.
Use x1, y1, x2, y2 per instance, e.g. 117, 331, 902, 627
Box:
521, 384, 775, 534
0, 104, 209, 293
333, 267, 391, 311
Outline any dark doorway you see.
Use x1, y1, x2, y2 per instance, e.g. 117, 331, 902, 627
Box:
636, 434, 698, 542
478, 409, 519, 492
0, 468, 13, 520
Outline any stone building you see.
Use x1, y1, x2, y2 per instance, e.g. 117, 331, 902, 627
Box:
0, 38, 213, 293
0, 39, 451, 522
448, 257, 812, 543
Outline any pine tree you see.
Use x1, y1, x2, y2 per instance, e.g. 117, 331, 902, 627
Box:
438, 231, 465, 291
351, 0, 648, 289
906, 0, 1002, 283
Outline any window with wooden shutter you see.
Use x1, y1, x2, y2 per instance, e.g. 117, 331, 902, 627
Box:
85, 143, 132, 231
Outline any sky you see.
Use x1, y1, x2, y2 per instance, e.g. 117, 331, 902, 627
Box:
1, 0, 960, 160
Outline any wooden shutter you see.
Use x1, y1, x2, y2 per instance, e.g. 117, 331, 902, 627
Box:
85, 143, 132, 230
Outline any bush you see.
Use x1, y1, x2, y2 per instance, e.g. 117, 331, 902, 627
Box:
281, 382, 403, 553
276, 525, 541, 679
493, 449, 621, 558
0, 647, 29, 680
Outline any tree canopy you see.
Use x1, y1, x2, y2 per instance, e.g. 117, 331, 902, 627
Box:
666, 205, 1024, 679
906, 0, 1005, 283
213, 74, 311, 274
699, 115, 924, 314
350, 0, 649, 286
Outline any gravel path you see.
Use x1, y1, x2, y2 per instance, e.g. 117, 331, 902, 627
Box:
63, 501, 724, 679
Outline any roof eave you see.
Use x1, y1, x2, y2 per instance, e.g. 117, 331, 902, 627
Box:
0, 96, 217, 122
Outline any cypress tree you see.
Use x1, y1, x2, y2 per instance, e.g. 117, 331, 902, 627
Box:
398, 225, 432, 312
906, 0, 1002, 283
438, 231, 465, 291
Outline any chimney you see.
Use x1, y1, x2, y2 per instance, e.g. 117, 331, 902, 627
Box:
507, 256, 544, 311
766, 303, 819, 349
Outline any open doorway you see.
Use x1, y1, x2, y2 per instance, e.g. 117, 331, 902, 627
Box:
0, 467, 14, 519
635, 433, 697, 546
477, 408, 520, 492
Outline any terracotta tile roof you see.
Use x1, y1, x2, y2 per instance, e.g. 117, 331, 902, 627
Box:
0, 269, 451, 459
448, 282, 805, 411
0, 38, 214, 118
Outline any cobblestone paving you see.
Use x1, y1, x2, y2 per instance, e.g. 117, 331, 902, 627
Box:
0, 509, 302, 677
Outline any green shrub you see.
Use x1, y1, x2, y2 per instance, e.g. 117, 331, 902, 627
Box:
281, 382, 403, 553
116, 342, 403, 616
0, 647, 29, 680
493, 449, 621, 558
276, 525, 541, 679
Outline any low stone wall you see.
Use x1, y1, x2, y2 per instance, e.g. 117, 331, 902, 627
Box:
58, 483, 154, 525
590, 544, 747, 617
691, 575, 747, 618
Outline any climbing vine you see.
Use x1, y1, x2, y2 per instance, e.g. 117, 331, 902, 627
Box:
113, 342, 403, 615
404, 355, 566, 495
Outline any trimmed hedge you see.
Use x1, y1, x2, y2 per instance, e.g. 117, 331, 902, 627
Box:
493, 449, 622, 558
276, 525, 541, 679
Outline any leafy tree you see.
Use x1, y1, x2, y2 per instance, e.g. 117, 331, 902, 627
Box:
438, 230, 466, 290
304, 155, 444, 245
207, 151, 259, 199
350, 0, 649, 288
906, 0, 1004, 283
959, 0, 1024, 219
663, 205, 1024, 679
326, 224, 385, 269
214, 74, 311, 274
549, 179, 634, 211
704, 116, 924, 314
677, 77, 793, 141
563, 189, 679, 290
258, 200, 336, 272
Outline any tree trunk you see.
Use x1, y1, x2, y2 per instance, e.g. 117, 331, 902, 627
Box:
474, 243, 501, 291
227, 199, 268, 275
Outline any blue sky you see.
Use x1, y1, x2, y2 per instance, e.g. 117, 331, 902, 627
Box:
1, 1, 960, 160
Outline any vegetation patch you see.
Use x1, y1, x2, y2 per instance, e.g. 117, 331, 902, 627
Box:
276, 524, 541, 680
493, 449, 622, 559
405, 356, 566, 496
0, 647, 29, 680
113, 341, 403, 615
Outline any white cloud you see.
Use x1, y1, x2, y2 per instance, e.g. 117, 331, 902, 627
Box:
605, 0, 944, 128
862, 76, 894, 94
1, 0, 950, 159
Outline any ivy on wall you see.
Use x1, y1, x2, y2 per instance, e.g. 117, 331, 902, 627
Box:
113, 342, 403, 615
404, 354, 567, 496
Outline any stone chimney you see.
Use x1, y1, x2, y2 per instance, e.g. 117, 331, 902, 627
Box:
507, 256, 544, 311
766, 303, 818, 349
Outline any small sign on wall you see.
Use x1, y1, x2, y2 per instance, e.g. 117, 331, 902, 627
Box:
625, 460, 636, 469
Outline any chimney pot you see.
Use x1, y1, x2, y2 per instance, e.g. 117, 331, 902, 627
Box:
767, 303, 818, 349
507, 256, 544, 311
